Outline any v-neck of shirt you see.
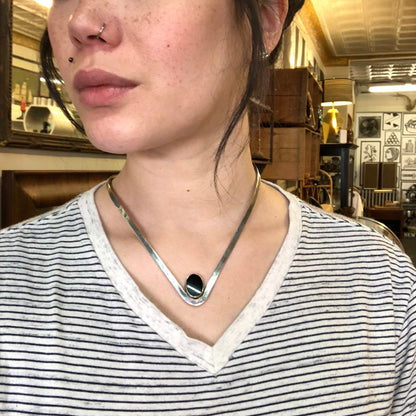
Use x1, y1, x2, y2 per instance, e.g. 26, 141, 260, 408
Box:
78, 181, 302, 374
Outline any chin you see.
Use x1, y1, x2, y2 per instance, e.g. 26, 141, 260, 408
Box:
79, 109, 156, 155
84, 123, 157, 155
87, 136, 133, 155
83, 125, 131, 155
89, 141, 128, 155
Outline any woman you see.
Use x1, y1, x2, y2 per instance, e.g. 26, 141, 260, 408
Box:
0, 1, 415, 415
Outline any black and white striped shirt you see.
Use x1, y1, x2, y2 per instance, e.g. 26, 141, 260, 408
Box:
0, 185, 415, 415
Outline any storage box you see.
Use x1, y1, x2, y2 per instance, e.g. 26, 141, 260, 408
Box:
263, 68, 323, 131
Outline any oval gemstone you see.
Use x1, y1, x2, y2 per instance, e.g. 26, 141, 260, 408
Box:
185, 274, 204, 299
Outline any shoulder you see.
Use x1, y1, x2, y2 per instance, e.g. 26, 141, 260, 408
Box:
0, 193, 92, 267
267, 181, 411, 271
294, 195, 399, 247
1, 195, 84, 239
291, 196, 416, 290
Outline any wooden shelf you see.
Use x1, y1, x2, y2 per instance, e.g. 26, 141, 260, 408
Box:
264, 68, 323, 131
254, 126, 321, 181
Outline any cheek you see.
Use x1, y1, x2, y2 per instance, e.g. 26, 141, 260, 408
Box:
152, 30, 239, 95
141, 19, 205, 69
47, 14, 71, 76
134, 4, 236, 73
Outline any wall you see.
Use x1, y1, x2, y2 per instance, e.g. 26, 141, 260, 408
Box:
293, 15, 326, 77
356, 91, 416, 113
0, 148, 125, 172
354, 91, 416, 200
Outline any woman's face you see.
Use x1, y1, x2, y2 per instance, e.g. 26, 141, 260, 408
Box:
48, 0, 248, 156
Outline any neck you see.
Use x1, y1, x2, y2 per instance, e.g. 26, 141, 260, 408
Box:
118, 150, 255, 224
112, 124, 256, 227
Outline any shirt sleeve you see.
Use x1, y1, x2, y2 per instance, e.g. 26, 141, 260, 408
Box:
392, 267, 416, 415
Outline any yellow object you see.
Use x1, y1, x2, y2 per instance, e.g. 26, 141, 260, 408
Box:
322, 123, 330, 143
331, 109, 338, 131
322, 105, 344, 142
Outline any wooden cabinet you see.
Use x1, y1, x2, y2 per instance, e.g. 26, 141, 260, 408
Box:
251, 68, 323, 182
252, 127, 320, 181
264, 68, 323, 131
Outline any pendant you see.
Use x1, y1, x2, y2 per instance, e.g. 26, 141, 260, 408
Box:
106, 168, 260, 306
185, 274, 204, 299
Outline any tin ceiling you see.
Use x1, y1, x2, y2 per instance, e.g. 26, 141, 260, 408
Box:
12, 0, 416, 85
309, 0, 416, 84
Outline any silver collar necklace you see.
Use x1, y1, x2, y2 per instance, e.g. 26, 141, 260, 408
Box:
106, 168, 261, 306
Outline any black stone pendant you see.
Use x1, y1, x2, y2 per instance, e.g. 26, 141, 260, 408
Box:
185, 274, 204, 299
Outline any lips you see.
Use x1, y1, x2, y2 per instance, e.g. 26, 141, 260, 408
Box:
73, 69, 138, 107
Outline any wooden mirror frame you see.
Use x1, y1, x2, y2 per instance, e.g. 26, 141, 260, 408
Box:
0, 0, 100, 153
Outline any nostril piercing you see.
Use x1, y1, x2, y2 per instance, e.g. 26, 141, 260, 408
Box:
96, 23, 106, 39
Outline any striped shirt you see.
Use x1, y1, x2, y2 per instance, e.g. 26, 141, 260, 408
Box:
0, 184, 415, 415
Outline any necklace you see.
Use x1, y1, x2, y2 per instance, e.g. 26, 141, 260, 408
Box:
106, 168, 261, 306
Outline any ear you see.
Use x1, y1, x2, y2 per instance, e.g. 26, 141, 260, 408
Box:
260, 0, 289, 53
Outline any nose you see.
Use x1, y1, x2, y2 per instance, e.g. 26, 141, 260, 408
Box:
68, 2, 122, 49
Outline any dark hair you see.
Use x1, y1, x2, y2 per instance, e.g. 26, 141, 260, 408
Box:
40, 0, 305, 163
218, 0, 305, 172
40, 32, 85, 135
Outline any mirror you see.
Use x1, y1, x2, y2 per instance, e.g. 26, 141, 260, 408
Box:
0, 0, 99, 153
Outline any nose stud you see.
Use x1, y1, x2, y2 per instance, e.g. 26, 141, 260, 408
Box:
96, 23, 106, 39
68, 23, 106, 63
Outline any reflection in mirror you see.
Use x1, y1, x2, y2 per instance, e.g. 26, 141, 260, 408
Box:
12, 0, 83, 139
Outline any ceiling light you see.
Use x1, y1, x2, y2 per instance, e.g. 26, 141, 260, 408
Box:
321, 101, 352, 107
33, 0, 52, 8
369, 84, 416, 93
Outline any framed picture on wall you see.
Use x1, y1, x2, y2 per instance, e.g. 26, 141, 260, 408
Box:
402, 138, 416, 170
384, 130, 401, 146
402, 156, 416, 170
402, 137, 416, 154
383, 112, 402, 131
360, 140, 381, 164
383, 145, 400, 162
402, 171, 416, 182
403, 114, 416, 135
357, 114, 382, 138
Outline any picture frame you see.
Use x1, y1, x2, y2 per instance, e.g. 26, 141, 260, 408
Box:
384, 130, 401, 146
383, 145, 400, 162
360, 140, 381, 164
402, 137, 416, 155
401, 171, 416, 182
403, 113, 416, 136
357, 113, 382, 139
383, 112, 401, 131
402, 154, 416, 170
